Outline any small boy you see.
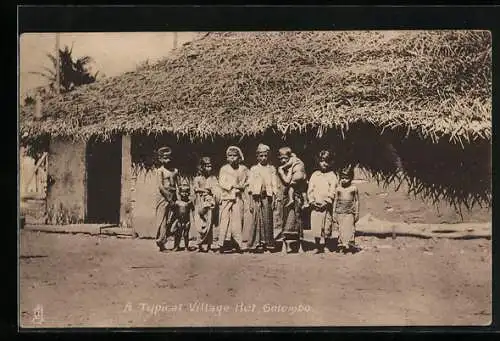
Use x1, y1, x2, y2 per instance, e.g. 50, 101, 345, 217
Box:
155, 146, 179, 252
171, 183, 195, 252
332, 166, 360, 253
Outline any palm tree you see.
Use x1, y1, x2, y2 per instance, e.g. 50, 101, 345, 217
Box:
23, 94, 36, 106
30, 44, 99, 94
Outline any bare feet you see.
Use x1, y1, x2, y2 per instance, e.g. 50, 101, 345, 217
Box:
156, 240, 166, 252
348, 243, 360, 253
339, 244, 350, 254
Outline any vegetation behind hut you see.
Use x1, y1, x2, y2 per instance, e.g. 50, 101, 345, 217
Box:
29, 44, 100, 95
22, 44, 101, 161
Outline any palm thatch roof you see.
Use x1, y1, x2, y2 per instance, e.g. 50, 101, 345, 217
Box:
20, 30, 491, 144
19, 31, 492, 211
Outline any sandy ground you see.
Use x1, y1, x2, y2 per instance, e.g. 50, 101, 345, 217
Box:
19, 175, 492, 328
19, 230, 491, 328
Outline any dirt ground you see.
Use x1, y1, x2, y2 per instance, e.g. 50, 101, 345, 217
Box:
19, 229, 491, 328
19, 175, 492, 328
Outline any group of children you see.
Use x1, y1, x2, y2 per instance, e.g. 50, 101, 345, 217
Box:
154, 144, 360, 255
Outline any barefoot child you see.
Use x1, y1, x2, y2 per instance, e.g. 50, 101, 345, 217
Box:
193, 156, 219, 252
155, 146, 179, 252
247, 143, 278, 253
333, 167, 360, 253
171, 183, 195, 252
307, 150, 338, 254
277, 147, 307, 253
218, 146, 249, 253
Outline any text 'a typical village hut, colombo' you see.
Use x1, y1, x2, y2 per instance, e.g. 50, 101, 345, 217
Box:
19, 31, 492, 238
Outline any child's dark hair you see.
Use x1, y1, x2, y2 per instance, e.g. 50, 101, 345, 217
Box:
154, 146, 173, 167
317, 150, 333, 164
179, 179, 191, 194
340, 166, 354, 179
197, 156, 213, 175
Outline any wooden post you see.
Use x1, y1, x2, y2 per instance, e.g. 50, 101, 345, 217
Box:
120, 135, 132, 228
34, 95, 43, 119
173, 32, 178, 49
35, 168, 38, 193
55, 33, 60, 94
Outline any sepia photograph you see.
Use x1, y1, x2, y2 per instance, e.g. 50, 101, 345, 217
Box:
19, 30, 492, 328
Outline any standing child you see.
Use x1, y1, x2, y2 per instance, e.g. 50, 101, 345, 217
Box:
307, 150, 338, 254
247, 143, 278, 253
333, 167, 360, 253
171, 182, 195, 252
155, 146, 179, 252
193, 156, 219, 252
277, 147, 307, 253
218, 146, 249, 253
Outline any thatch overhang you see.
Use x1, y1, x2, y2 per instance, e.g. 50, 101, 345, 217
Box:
19, 31, 492, 210
20, 31, 491, 143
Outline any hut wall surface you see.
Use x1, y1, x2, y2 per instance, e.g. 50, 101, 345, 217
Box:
130, 169, 157, 238
46, 138, 86, 224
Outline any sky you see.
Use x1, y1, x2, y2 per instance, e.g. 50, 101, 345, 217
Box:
19, 32, 200, 98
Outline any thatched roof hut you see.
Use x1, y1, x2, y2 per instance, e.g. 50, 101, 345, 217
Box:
20, 31, 492, 212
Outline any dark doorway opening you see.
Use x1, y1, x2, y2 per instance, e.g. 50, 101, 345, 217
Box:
86, 136, 122, 224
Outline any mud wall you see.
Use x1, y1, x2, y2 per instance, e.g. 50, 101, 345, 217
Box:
130, 168, 157, 238
46, 138, 86, 224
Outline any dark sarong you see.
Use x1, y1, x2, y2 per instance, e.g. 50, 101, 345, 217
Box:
282, 191, 304, 252
197, 205, 215, 246
248, 194, 275, 249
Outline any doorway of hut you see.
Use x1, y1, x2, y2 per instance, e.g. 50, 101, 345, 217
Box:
85, 136, 122, 225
